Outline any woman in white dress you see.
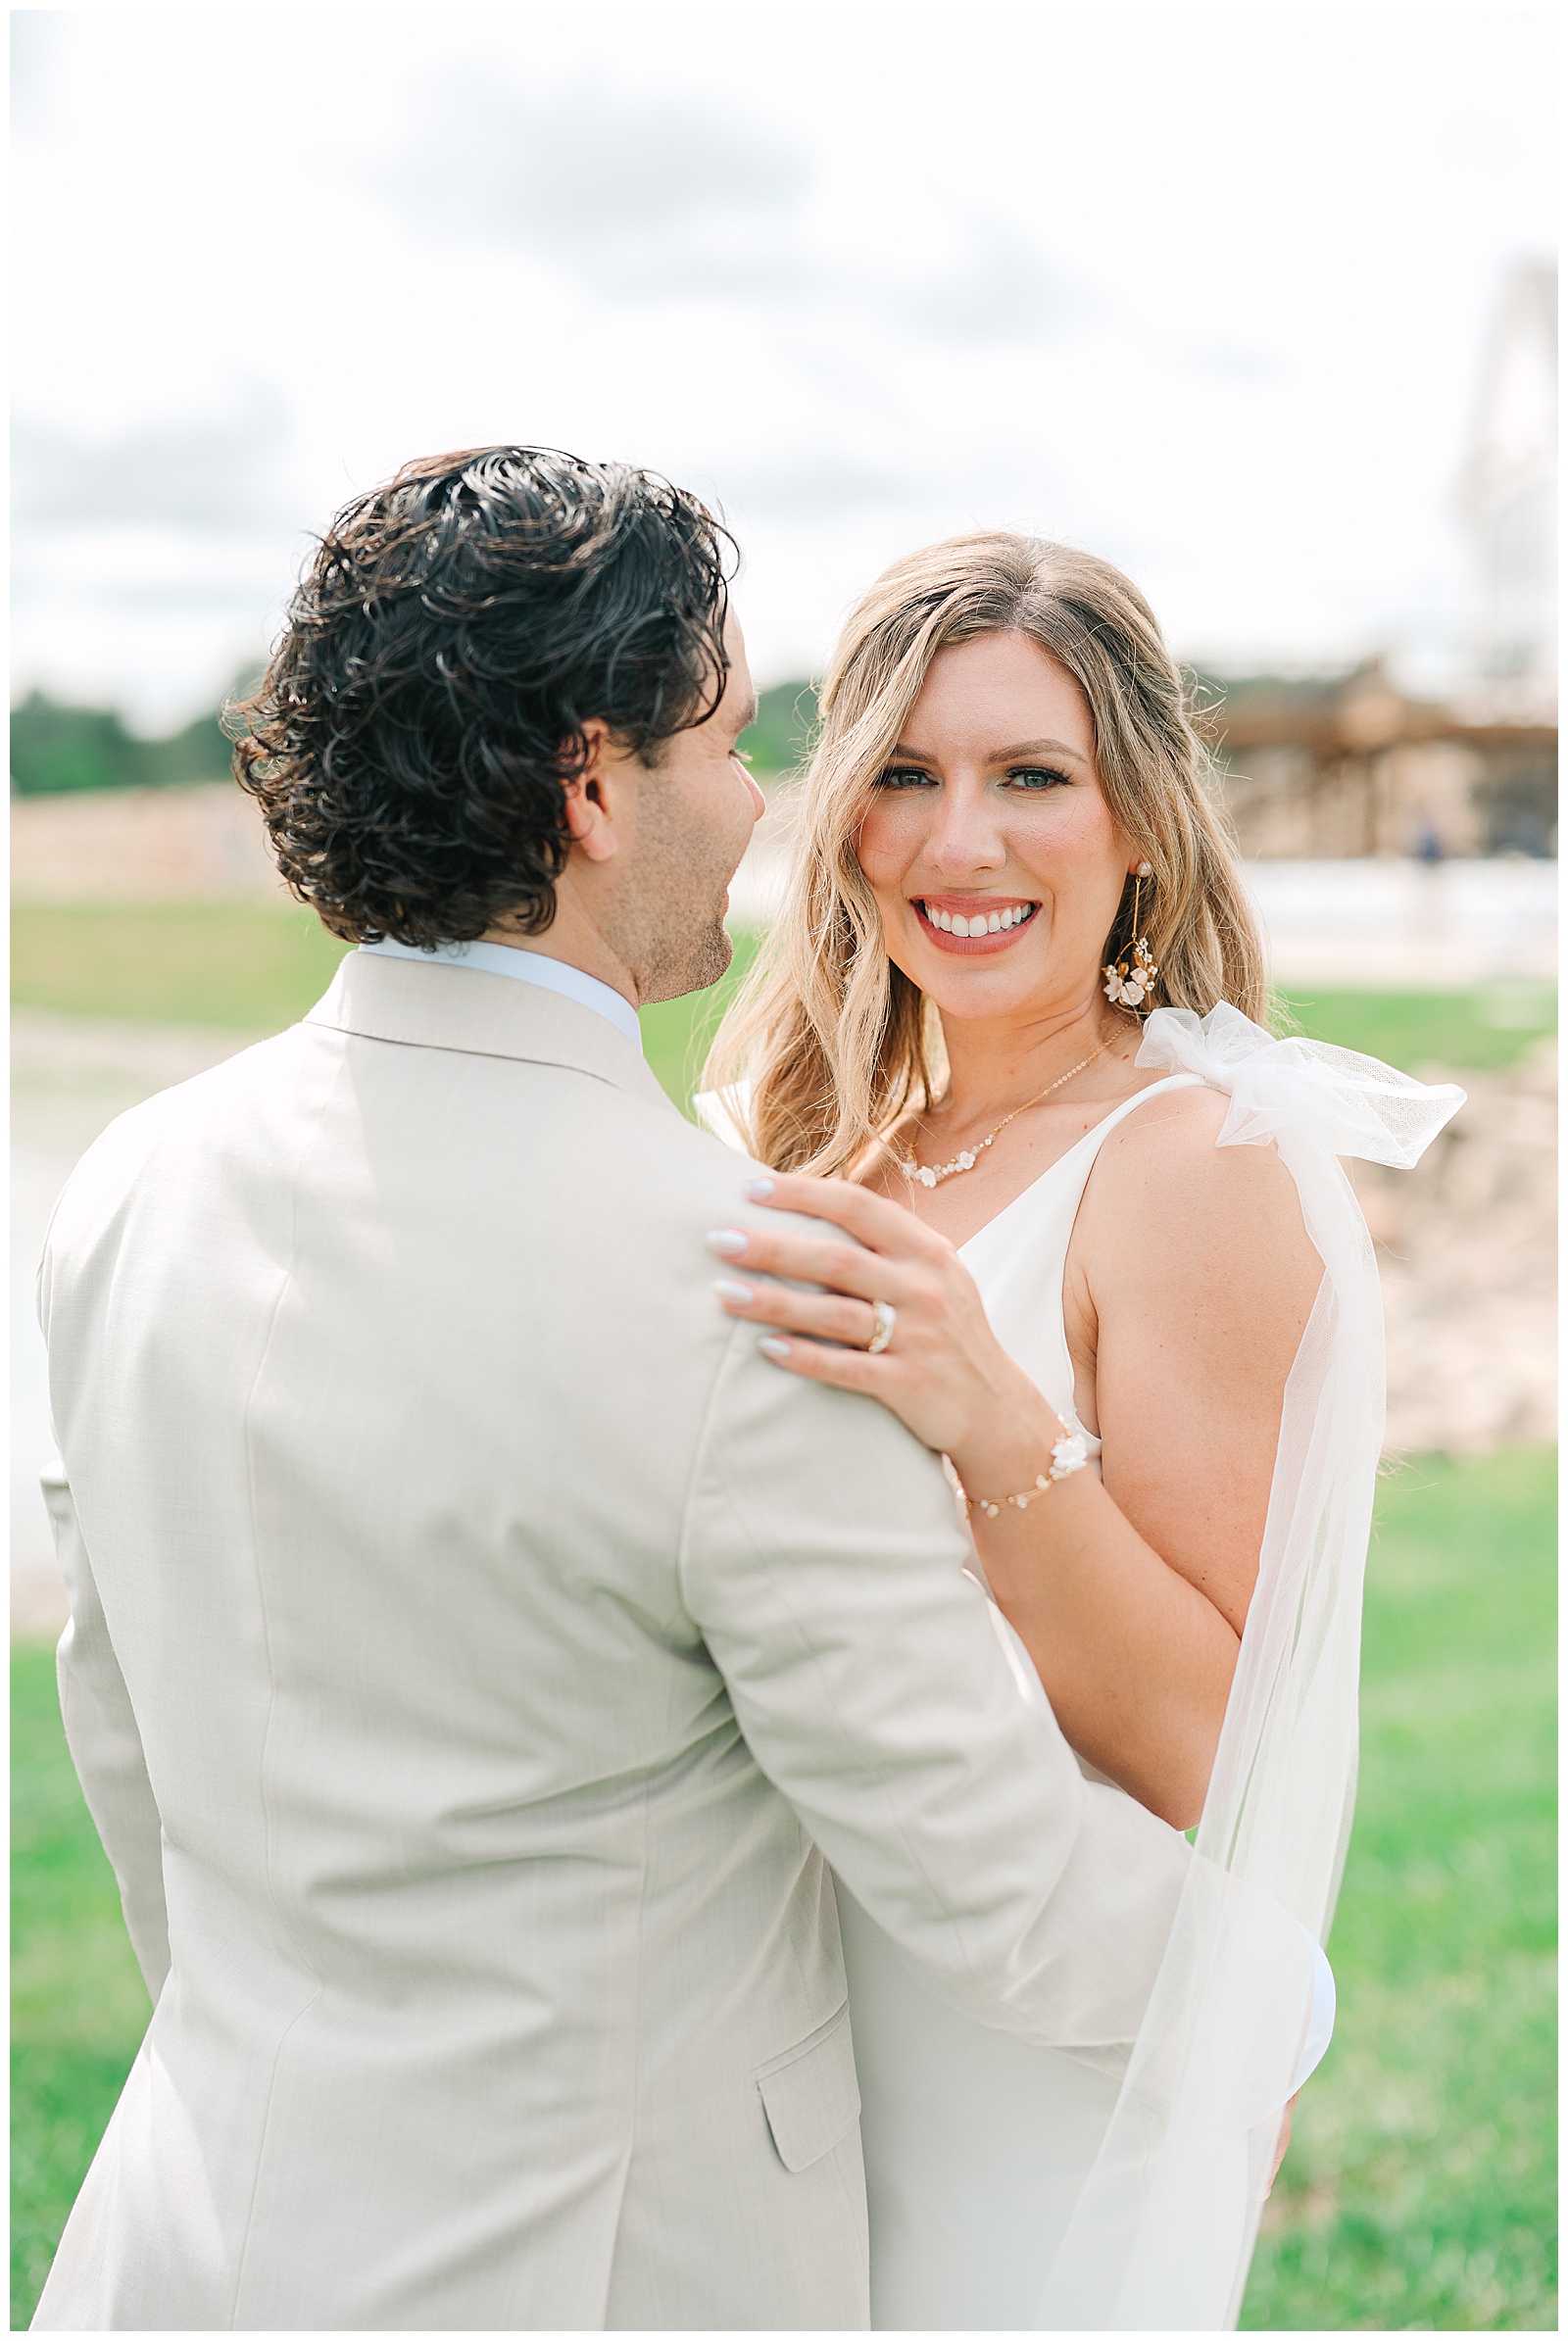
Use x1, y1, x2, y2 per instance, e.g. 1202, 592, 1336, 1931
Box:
700, 535, 1462, 2329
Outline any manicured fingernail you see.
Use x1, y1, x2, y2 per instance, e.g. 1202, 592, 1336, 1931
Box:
707, 1229, 748, 1257
742, 1178, 776, 1200
713, 1279, 755, 1304
758, 1336, 791, 1361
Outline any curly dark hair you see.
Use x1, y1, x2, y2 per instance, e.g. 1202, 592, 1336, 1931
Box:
229, 447, 737, 946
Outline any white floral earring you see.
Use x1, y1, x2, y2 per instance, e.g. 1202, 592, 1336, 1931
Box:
1102, 862, 1160, 1012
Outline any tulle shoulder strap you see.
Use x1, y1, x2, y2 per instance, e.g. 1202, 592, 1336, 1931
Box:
1135, 1002, 1464, 1169
692, 1081, 753, 1153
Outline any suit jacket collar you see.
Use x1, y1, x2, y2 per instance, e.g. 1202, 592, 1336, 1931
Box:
306, 949, 677, 1112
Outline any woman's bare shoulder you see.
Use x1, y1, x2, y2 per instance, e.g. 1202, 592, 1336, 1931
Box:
1080, 1079, 1318, 1302
1110, 1076, 1233, 1146
1096, 1078, 1279, 1193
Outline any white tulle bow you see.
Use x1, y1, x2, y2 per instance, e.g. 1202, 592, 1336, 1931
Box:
1136, 1002, 1465, 1169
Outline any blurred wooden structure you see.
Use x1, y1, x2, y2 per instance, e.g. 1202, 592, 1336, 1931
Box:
1208, 661, 1557, 858
1201, 260, 1557, 861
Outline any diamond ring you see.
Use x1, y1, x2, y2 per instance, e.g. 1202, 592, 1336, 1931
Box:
866, 1299, 897, 1355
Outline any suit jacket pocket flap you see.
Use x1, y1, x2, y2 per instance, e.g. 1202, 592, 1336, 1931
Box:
754, 2003, 860, 2173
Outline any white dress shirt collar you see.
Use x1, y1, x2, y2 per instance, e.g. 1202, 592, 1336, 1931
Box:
357, 938, 644, 1053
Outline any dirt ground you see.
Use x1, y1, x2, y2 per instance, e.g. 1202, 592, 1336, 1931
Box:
1354, 1036, 1556, 1455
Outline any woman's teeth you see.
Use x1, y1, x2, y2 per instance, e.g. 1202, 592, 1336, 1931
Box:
920, 902, 1035, 937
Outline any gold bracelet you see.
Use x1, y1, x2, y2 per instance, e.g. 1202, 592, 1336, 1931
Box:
961, 1422, 1090, 1517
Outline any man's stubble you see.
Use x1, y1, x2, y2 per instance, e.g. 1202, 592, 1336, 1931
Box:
610, 771, 740, 1007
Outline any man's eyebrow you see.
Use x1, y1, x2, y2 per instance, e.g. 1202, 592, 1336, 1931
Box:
887, 737, 1085, 763
740, 694, 760, 731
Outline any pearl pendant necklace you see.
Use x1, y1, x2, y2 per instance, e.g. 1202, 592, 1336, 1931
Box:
894, 1038, 1114, 1190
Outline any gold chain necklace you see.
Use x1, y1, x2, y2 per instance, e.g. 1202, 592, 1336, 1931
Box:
893, 1037, 1115, 1190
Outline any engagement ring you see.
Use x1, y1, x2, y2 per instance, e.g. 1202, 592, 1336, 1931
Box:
866, 1299, 897, 1354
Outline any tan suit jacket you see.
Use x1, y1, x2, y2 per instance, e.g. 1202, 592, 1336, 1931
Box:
33, 951, 1187, 2332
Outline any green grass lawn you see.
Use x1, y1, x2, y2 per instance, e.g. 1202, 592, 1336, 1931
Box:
10, 901, 760, 1116
9, 901, 1557, 1117
11, 901, 353, 1031
12, 1448, 1554, 2329
1277, 985, 1557, 1075
12, 1644, 155, 2327
1241, 1447, 1557, 2330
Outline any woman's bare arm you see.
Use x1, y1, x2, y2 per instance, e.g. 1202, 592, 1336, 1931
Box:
973, 1091, 1322, 1824
1076, 1089, 1322, 1636
707, 1120, 1322, 1829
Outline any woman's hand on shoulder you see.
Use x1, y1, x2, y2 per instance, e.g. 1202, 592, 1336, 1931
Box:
705, 1172, 1059, 1486
1072, 1085, 1323, 1634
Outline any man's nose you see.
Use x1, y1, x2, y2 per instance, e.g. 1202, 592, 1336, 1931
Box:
744, 769, 767, 822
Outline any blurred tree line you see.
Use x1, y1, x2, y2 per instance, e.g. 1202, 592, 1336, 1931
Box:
10, 693, 237, 798
743, 679, 817, 776
10, 676, 823, 798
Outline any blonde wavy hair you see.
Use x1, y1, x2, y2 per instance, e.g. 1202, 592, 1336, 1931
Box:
706, 532, 1268, 1177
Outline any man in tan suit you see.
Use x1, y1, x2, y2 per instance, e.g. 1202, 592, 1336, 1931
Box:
35, 448, 1191, 2331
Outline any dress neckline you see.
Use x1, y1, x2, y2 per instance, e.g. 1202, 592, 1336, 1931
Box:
955, 1073, 1203, 1257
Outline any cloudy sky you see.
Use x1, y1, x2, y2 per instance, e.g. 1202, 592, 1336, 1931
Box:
11, 6, 1556, 732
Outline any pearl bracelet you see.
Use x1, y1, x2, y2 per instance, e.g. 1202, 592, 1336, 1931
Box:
962, 1423, 1091, 1517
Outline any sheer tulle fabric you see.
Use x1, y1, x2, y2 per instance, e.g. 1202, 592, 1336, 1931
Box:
1030, 1006, 1463, 2329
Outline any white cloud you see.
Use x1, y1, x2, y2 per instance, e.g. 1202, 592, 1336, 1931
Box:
10, 6, 1554, 724
378, 69, 813, 283
13, 386, 301, 534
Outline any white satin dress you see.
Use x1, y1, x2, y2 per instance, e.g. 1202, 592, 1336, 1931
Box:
836, 1074, 1206, 2332
700, 1041, 1360, 2331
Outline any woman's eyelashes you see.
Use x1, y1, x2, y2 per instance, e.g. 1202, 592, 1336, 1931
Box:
1004, 765, 1073, 791
872, 763, 1074, 792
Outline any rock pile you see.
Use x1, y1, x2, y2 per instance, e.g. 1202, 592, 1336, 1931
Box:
1353, 1038, 1556, 1454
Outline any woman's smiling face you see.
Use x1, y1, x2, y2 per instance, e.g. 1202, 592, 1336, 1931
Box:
855, 629, 1138, 1027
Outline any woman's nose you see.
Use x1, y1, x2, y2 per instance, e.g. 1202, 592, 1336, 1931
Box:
927, 785, 1005, 874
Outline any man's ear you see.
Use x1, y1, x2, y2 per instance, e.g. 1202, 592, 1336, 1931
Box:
560, 719, 622, 865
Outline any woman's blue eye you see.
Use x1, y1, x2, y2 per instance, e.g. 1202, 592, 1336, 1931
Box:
873, 763, 1070, 791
